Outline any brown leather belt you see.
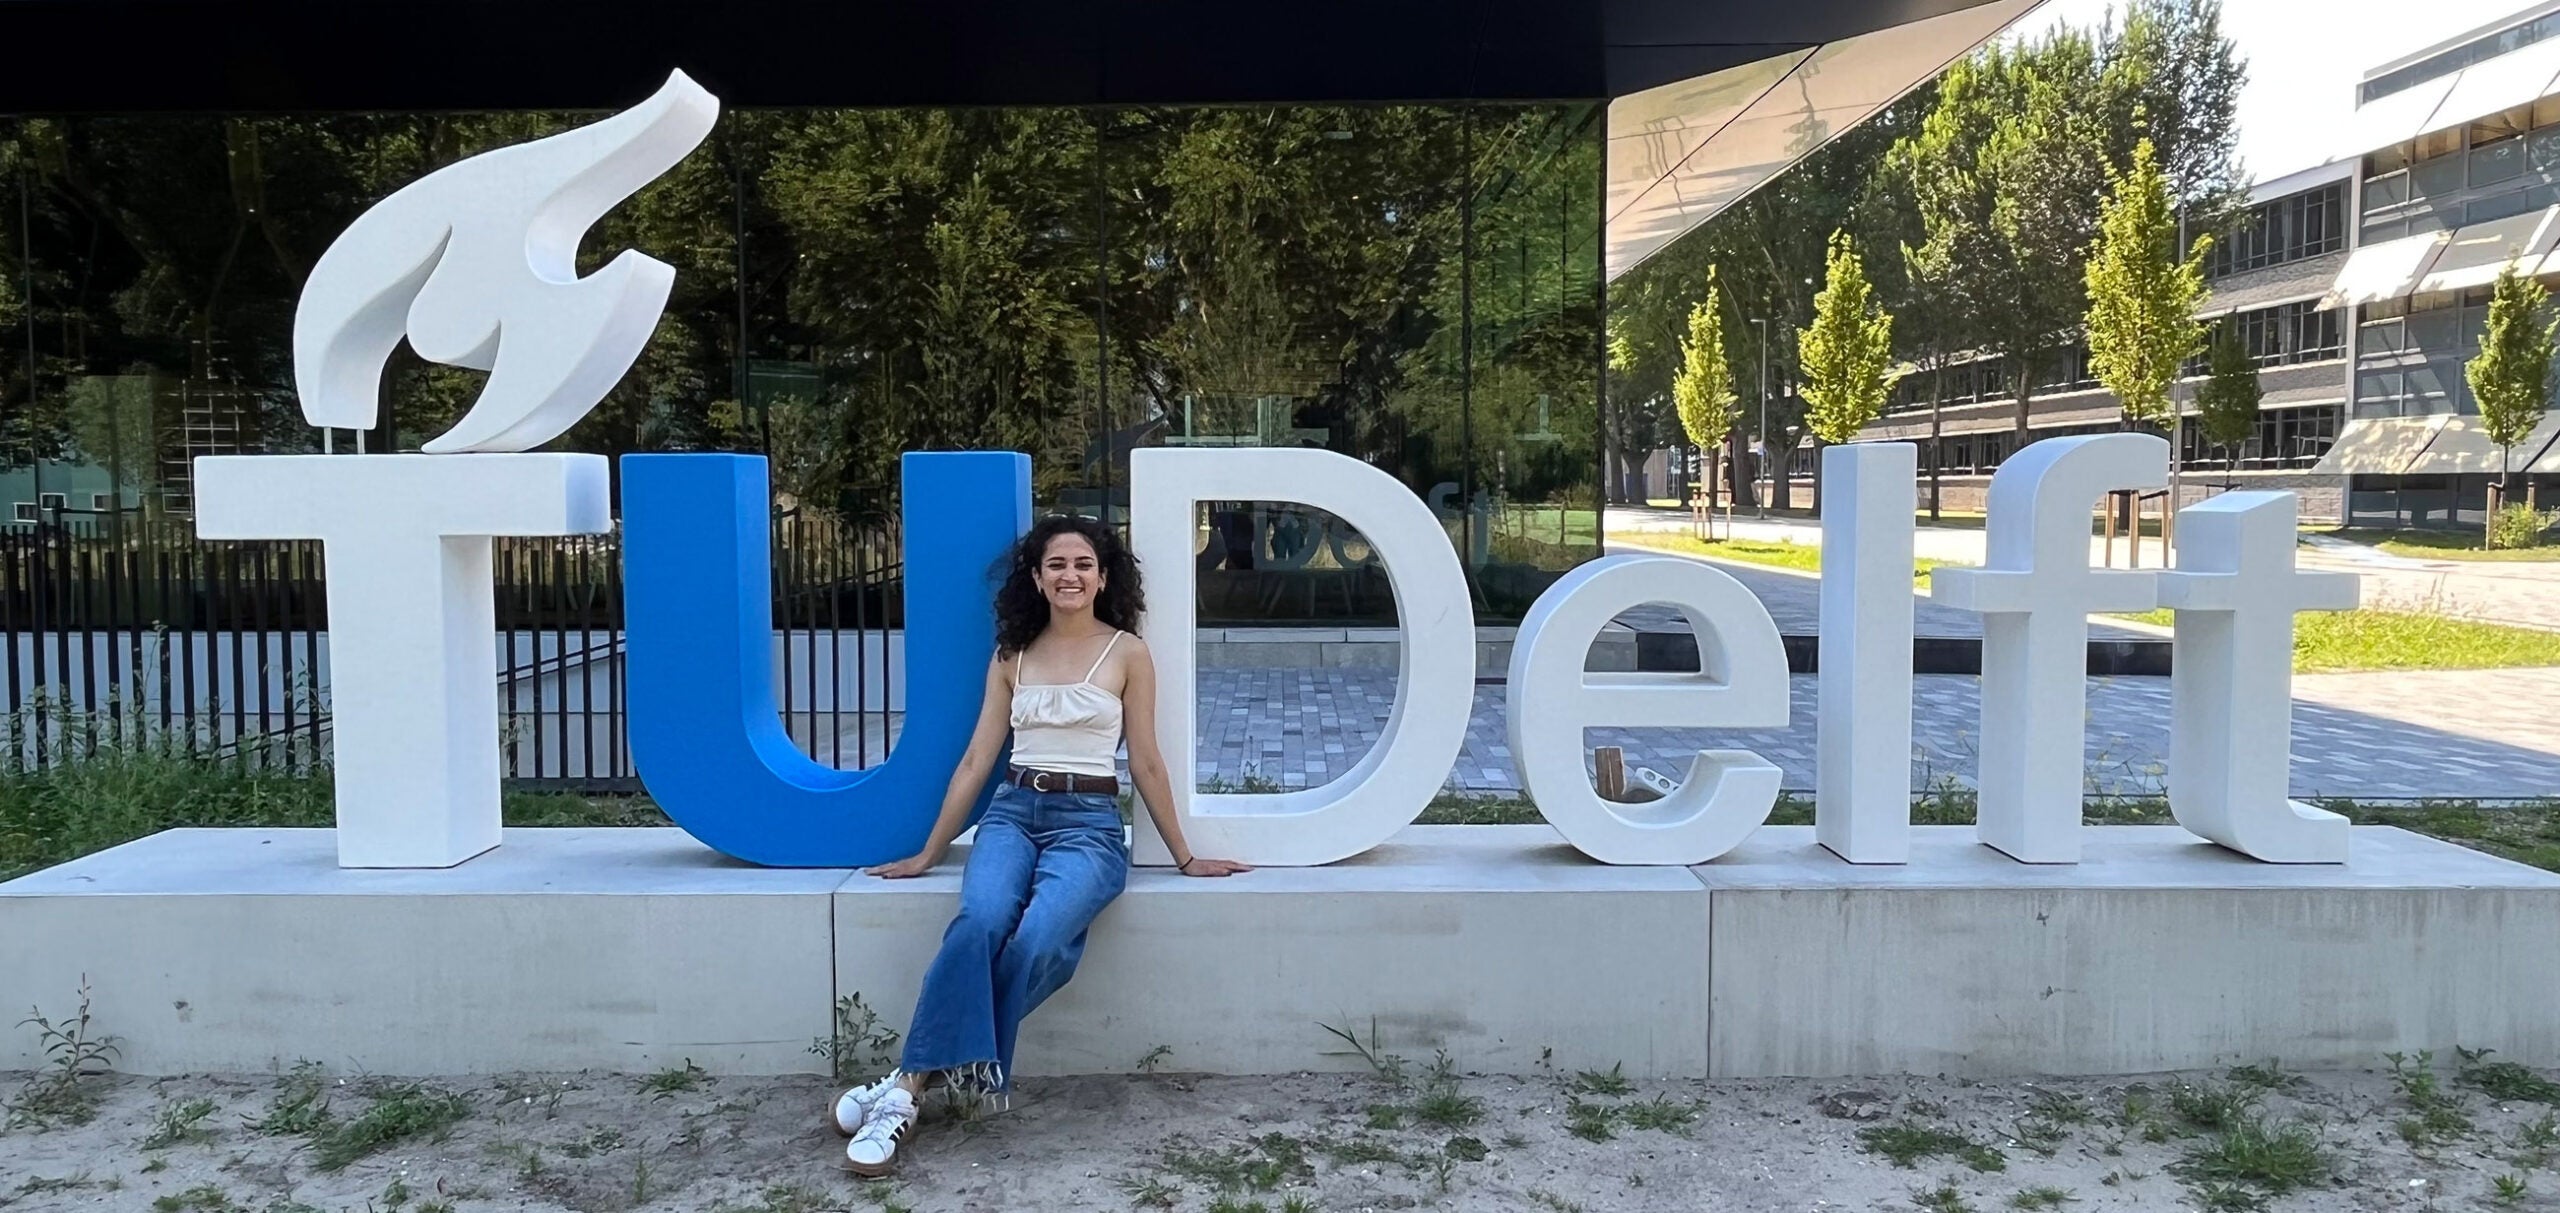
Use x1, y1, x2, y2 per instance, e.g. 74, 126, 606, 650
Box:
1007, 766, 1118, 795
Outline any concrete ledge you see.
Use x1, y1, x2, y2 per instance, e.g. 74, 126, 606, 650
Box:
7, 824, 2555, 1080
835, 825, 1709, 1078
1698, 826, 2560, 1077
0, 829, 841, 1076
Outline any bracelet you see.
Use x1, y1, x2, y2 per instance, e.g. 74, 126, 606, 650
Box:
1175, 855, 1196, 872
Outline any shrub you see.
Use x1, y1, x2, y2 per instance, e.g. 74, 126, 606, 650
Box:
2489, 503, 2559, 550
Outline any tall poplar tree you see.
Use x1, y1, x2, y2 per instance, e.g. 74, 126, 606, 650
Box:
2192, 319, 2259, 489
1671, 269, 1742, 500
2084, 137, 2210, 431
1799, 230, 1899, 448
2468, 261, 2556, 517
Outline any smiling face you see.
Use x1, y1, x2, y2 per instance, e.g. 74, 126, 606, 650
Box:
1035, 532, 1105, 618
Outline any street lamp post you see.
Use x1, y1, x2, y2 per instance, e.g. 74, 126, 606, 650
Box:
1750, 317, 1769, 517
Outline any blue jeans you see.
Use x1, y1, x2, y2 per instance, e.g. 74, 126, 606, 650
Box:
898, 781, 1127, 1091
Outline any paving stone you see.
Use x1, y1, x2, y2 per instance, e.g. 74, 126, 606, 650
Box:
1183, 667, 2560, 800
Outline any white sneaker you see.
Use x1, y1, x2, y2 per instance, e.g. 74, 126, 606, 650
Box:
840, 1088, 918, 1178
830, 1072, 905, 1137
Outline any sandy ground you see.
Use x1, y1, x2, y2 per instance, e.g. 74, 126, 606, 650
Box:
5, 1058, 2559, 1212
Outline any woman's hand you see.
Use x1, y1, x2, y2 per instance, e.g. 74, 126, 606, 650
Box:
1176, 856, 1253, 878
866, 852, 942, 879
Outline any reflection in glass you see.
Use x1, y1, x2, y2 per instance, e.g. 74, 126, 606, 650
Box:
2, 103, 1600, 624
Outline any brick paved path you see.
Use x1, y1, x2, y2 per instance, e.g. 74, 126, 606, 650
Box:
1191, 667, 2560, 801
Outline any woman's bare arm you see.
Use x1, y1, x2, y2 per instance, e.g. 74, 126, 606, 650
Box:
867, 656, 1013, 878
1121, 639, 1251, 877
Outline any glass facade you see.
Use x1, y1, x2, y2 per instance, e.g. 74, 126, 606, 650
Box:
2206, 182, 2345, 279
0, 104, 1603, 625
2355, 289, 2489, 418
2358, 10, 2560, 106
2176, 404, 2342, 470
2360, 98, 2560, 244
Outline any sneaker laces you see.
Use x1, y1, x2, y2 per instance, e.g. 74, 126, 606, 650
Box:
851, 1089, 916, 1149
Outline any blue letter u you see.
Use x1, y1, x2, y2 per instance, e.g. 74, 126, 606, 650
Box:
621, 451, 1031, 866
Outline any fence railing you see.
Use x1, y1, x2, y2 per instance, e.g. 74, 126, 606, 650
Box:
1, 509, 904, 787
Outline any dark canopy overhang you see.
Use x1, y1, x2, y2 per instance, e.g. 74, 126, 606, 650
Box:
0, 0, 2042, 278
0, 0, 2026, 111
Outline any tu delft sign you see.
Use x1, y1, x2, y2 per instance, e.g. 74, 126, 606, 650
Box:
193, 74, 2361, 874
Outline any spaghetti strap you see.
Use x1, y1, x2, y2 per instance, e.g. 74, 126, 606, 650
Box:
1080, 631, 1122, 684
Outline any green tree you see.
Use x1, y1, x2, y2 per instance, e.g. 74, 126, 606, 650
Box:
1798, 230, 1898, 447
1901, 33, 2112, 445
2468, 261, 2556, 518
1670, 270, 1741, 499
2084, 137, 2210, 430
2099, 0, 2249, 223
1610, 92, 1929, 511
2192, 319, 2259, 489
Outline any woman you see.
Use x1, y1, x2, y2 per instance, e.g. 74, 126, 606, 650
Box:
831, 514, 1249, 1177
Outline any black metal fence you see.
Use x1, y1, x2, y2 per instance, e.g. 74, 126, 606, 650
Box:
1, 509, 904, 788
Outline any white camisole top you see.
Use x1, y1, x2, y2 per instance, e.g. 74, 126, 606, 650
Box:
1008, 631, 1124, 779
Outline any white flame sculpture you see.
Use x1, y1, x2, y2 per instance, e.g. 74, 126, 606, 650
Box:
295, 70, 718, 452
193, 71, 718, 867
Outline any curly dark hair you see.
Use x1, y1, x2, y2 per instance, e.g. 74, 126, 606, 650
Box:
992, 515, 1145, 659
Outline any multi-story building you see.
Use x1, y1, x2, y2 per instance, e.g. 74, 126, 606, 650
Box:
1858, 2, 2560, 529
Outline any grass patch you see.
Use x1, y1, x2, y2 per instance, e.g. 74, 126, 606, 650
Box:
1157, 1133, 1310, 1194
1859, 1121, 1980, 1168
2335, 799, 2560, 874
811, 992, 903, 1084
1911, 1183, 1975, 1212
2294, 609, 2560, 673
1571, 1063, 1633, 1096
2100, 607, 2560, 672
0, 731, 663, 882
1606, 532, 1963, 585
1806, 792, 2560, 878
1623, 1094, 1701, 1134
5, 977, 118, 1129
2026, 1090, 2090, 1125
2388, 1050, 2474, 1148
1415, 794, 1542, 825
309, 1083, 474, 1171
638, 1060, 708, 1099
140, 1096, 219, 1149
2223, 1062, 2300, 1093
252, 1063, 334, 1136
2459, 1047, 2560, 1104
2169, 1081, 2260, 1133
2324, 527, 2560, 562
2171, 1115, 2325, 1198
1564, 1095, 1621, 1143
149, 1186, 242, 1213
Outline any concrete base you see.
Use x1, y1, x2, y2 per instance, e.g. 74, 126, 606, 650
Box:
837, 827, 1708, 1078
4, 825, 2554, 1078
0, 829, 841, 1076
1701, 827, 2560, 1077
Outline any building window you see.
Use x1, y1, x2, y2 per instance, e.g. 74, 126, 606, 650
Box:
2209, 182, 2345, 278
2470, 110, 2530, 186
2411, 131, 2466, 198
9, 503, 33, 522
2465, 189, 2539, 224
2214, 301, 2342, 367
2359, 10, 2560, 105
2179, 404, 2343, 470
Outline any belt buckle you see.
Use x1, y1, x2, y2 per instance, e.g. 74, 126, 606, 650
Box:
1030, 770, 1054, 793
